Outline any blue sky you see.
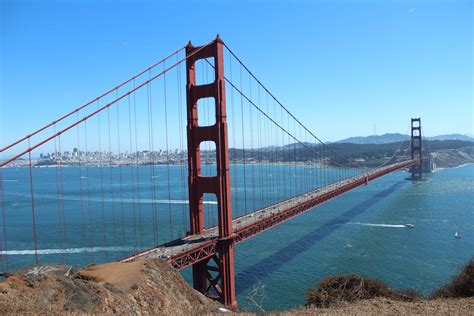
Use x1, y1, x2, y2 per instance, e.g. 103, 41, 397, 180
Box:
1, 0, 472, 152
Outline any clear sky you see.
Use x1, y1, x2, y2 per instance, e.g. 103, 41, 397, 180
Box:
1, 0, 472, 150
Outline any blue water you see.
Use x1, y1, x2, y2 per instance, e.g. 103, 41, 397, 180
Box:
224, 165, 473, 311
0, 164, 473, 311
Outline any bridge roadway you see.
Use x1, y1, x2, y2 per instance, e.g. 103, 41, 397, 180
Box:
121, 158, 423, 269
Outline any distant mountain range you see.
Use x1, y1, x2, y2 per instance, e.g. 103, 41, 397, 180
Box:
337, 133, 474, 144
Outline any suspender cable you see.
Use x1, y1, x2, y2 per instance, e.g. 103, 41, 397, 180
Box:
248, 73, 256, 212
116, 94, 126, 248
147, 76, 158, 246
132, 80, 144, 250
127, 93, 138, 254
228, 50, 239, 218
58, 134, 67, 260
257, 85, 264, 209
27, 138, 39, 264
278, 99, 285, 199
107, 106, 117, 247
286, 112, 290, 195
163, 62, 173, 241
264, 92, 271, 206
177, 56, 187, 235
53, 125, 65, 263
239, 64, 248, 215
76, 113, 87, 256
97, 101, 108, 260
83, 121, 95, 262
0, 169, 7, 271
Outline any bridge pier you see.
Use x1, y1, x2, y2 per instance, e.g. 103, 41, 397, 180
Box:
185, 36, 237, 308
411, 118, 423, 180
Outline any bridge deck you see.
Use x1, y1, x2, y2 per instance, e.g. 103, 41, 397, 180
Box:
121, 159, 422, 269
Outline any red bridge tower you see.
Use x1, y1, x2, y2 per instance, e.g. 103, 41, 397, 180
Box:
411, 118, 422, 179
185, 36, 237, 308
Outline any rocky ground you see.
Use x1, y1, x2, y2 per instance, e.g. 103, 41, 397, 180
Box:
0, 259, 220, 314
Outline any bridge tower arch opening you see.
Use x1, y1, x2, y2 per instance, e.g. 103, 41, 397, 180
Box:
185, 36, 237, 308
411, 118, 422, 180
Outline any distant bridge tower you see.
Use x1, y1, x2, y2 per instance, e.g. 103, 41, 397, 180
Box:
185, 36, 237, 308
411, 118, 422, 179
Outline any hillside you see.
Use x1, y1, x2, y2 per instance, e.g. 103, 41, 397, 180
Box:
337, 133, 409, 144
229, 140, 474, 168
0, 259, 220, 314
337, 133, 474, 144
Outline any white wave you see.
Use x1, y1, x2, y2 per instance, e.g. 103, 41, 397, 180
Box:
0, 246, 133, 255
455, 163, 474, 168
1, 179, 18, 182
349, 222, 406, 228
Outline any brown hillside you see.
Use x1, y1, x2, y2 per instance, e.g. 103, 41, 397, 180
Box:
0, 259, 220, 314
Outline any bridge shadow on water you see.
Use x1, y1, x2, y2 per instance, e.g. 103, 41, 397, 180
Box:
235, 180, 407, 293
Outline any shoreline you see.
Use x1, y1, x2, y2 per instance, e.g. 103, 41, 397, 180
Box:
454, 162, 474, 168
2, 161, 473, 170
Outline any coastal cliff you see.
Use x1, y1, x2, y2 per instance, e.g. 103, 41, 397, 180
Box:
0, 259, 220, 314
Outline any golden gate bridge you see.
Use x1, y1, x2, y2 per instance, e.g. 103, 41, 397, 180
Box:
0, 36, 427, 307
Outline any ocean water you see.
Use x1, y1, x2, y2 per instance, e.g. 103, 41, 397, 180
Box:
222, 164, 473, 311
0, 164, 473, 311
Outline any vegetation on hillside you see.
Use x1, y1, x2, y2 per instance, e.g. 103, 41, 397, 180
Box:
228, 140, 474, 168
306, 258, 474, 308
431, 259, 474, 299
305, 274, 419, 308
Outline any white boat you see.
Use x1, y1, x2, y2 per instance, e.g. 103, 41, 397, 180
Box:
454, 232, 461, 239
404, 224, 415, 229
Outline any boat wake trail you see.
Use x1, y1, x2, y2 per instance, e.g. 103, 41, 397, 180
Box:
349, 222, 406, 228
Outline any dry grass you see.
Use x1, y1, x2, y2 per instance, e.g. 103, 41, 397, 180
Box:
0, 259, 220, 315
305, 274, 420, 308
431, 259, 474, 299
306, 259, 474, 309
1, 258, 472, 314
273, 297, 474, 315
